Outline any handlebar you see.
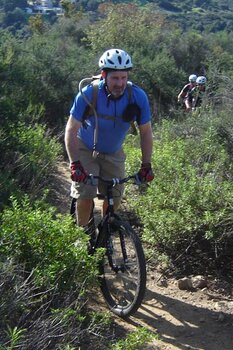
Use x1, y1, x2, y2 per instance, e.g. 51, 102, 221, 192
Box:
85, 174, 142, 186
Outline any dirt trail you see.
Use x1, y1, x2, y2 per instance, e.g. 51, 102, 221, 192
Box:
54, 162, 233, 350
113, 271, 233, 350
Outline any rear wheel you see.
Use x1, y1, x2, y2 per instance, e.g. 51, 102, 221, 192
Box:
99, 219, 146, 318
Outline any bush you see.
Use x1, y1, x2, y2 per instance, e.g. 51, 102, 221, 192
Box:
0, 260, 111, 350
0, 196, 102, 289
0, 196, 110, 349
111, 327, 157, 350
0, 122, 62, 209
125, 110, 233, 275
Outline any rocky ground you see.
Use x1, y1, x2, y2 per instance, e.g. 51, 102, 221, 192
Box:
52, 162, 233, 350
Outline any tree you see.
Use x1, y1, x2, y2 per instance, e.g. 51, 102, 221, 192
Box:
3, 7, 27, 29
60, 0, 77, 17
1, 0, 27, 12
29, 15, 46, 34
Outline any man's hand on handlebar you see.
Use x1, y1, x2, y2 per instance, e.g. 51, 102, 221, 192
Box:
70, 160, 88, 182
137, 163, 154, 183
70, 161, 154, 185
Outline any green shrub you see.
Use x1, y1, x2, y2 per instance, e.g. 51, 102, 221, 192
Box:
0, 122, 62, 209
125, 112, 233, 269
111, 327, 157, 350
0, 259, 111, 350
0, 196, 103, 290
9, 122, 61, 188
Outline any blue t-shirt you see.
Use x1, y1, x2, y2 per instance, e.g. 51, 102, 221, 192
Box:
70, 79, 151, 154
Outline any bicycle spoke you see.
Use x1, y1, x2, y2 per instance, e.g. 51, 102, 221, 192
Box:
100, 221, 146, 317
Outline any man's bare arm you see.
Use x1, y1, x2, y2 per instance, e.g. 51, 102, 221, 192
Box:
138, 122, 153, 164
64, 116, 82, 163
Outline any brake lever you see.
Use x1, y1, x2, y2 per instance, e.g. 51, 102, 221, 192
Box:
134, 174, 142, 185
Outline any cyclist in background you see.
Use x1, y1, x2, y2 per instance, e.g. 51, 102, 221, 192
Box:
188, 76, 207, 111
64, 48, 154, 232
177, 74, 197, 112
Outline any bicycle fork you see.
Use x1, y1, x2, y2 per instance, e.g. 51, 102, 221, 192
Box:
106, 226, 128, 273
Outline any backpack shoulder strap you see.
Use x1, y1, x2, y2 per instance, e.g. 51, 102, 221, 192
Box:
81, 77, 100, 125
127, 82, 133, 102
91, 78, 99, 113
127, 82, 138, 135
82, 79, 138, 135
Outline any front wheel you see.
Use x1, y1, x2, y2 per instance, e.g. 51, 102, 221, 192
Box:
99, 219, 147, 318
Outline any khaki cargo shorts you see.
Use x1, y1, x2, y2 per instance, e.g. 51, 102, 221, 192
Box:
71, 139, 126, 207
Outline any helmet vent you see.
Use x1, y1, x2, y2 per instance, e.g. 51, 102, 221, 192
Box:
107, 59, 114, 65
118, 56, 122, 64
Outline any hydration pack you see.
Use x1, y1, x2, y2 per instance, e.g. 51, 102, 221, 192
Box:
80, 75, 140, 135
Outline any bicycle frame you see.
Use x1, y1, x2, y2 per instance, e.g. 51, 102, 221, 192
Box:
71, 174, 147, 317
87, 174, 139, 218
87, 174, 138, 259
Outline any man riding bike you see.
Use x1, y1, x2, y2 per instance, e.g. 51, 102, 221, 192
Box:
177, 74, 197, 112
188, 75, 207, 111
64, 48, 154, 232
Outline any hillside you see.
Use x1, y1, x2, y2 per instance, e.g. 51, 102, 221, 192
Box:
71, 0, 233, 33
1, 0, 233, 33
156, 0, 233, 32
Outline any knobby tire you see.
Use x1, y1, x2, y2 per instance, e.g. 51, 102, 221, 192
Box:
98, 218, 146, 318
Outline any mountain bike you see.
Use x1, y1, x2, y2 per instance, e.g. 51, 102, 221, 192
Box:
70, 174, 147, 318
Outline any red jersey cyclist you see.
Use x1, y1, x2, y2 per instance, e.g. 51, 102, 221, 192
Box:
177, 74, 197, 112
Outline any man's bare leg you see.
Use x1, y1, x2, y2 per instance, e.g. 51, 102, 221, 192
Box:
76, 198, 121, 226
185, 99, 191, 112
76, 198, 93, 226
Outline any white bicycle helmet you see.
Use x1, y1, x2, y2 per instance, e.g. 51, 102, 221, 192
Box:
99, 48, 133, 70
189, 74, 197, 83
196, 76, 207, 85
